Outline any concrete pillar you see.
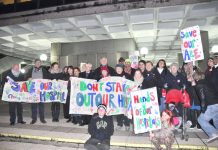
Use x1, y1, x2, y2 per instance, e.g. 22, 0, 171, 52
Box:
198, 31, 210, 71
178, 53, 183, 67
50, 43, 61, 63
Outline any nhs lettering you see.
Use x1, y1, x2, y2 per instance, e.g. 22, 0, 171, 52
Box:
180, 26, 204, 62
70, 77, 138, 116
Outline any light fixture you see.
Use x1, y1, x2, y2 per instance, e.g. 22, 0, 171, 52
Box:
211, 45, 218, 53
140, 47, 148, 55
20, 68, 25, 74
40, 54, 48, 61
134, 51, 140, 56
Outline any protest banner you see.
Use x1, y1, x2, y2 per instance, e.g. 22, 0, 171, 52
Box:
129, 54, 138, 69
70, 77, 138, 115
180, 26, 204, 62
2, 79, 68, 103
131, 87, 161, 134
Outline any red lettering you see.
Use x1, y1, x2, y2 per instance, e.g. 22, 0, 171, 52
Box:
102, 94, 109, 106
150, 92, 155, 101
44, 83, 48, 90
184, 41, 188, 48
20, 82, 27, 92
194, 49, 201, 59
92, 83, 98, 92
134, 95, 139, 103
135, 109, 139, 116
115, 83, 122, 92
193, 30, 197, 37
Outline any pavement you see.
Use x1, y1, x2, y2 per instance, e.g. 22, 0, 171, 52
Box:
0, 101, 217, 150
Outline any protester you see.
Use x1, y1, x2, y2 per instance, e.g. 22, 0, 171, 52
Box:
93, 57, 115, 80
154, 59, 169, 112
181, 63, 201, 129
138, 60, 146, 75
118, 57, 125, 65
3, 64, 26, 125
124, 59, 135, 78
114, 64, 131, 131
64, 66, 74, 121
49, 62, 64, 122
192, 70, 218, 143
26, 59, 49, 124
133, 69, 145, 90
204, 57, 214, 80
150, 109, 175, 150
79, 63, 94, 125
84, 104, 114, 150
71, 67, 83, 125
143, 61, 157, 89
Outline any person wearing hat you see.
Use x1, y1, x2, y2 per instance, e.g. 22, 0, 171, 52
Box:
84, 104, 114, 150
124, 58, 135, 78
93, 57, 116, 81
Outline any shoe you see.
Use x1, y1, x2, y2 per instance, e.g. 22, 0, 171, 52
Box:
56, 119, 59, 122
18, 121, 26, 124
189, 125, 195, 129
10, 122, 15, 126
125, 126, 130, 131
40, 120, 47, 124
79, 122, 86, 126
116, 126, 122, 130
52, 119, 56, 122
30, 120, 37, 124
66, 119, 71, 123
207, 134, 218, 143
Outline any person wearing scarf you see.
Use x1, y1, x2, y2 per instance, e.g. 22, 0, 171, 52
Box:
4, 64, 26, 125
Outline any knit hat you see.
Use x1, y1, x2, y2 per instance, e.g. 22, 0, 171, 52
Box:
100, 66, 109, 72
97, 104, 107, 111
115, 63, 124, 69
125, 59, 131, 63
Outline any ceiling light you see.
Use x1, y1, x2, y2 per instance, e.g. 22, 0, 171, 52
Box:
40, 54, 48, 61
140, 47, 148, 55
20, 69, 25, 74
211, 45, 218, 53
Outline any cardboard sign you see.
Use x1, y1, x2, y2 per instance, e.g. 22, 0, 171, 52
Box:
131, 87, 161, 134
129, 54, 138, 69
2, 79, 68, 103
70, 77, 138, 115
180, 26, 204, 62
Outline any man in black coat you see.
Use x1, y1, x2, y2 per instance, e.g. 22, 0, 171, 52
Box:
84, 104, 114, 150
25, 59, 50, 124
93, 57, 115, 80
79, 63, 94, 125
3, 64, 26, 125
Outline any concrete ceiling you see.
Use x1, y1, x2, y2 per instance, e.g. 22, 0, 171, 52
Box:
0, 1, 218, 64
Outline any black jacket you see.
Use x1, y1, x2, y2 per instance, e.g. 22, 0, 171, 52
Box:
88, 113, 114, 141
3, 70, 25, 85
164, 72, 187, 91
153, 67, 170, 101
93, 65, 116, 80
194, 79, 218, 111
25, 67, 50, 80
49, 72, 64, 80
142, 70, 158, 89
114, 72, 133, 81
79, 71, 94, 79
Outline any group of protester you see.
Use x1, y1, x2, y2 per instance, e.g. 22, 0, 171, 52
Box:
3, 55, 218, 150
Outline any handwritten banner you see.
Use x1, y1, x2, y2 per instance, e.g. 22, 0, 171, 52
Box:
2, 79, 68, 103
131, 87, 161, 134
70, 77, 138, 115
180, 26, 204, 62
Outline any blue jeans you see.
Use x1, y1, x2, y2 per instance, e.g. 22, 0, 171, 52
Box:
198, 104, 218, 138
